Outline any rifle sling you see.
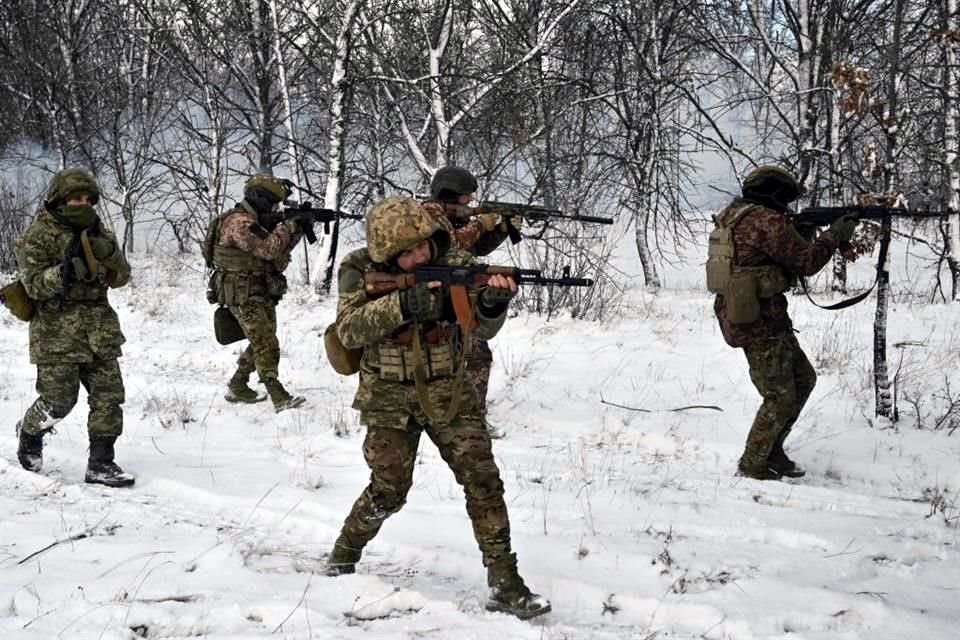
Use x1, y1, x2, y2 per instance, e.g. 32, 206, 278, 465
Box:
800, 276, 875, 310
79, 229, 100, 276
411, 318, 470, 424
449, 285, 472, 334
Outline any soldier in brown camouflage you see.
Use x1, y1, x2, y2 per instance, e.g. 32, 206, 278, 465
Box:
207, 173, 306, 412
710, 165, 858, 480
14, 168, 135, 487
420, 167, 515, 439
325, 196, 551, 620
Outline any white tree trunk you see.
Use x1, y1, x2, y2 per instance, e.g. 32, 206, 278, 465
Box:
317, 0, 365, 295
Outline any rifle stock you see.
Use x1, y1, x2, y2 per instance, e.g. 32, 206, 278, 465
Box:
796, 205, 952, 226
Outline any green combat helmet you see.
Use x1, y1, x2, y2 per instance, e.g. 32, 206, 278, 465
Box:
366, 195, 450, 264
244, 173, 292, 203
45, 168, 101, 207
741, 165, 801, 212
430, 166, 478, 201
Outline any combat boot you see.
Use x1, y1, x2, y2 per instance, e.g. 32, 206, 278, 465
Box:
324, 538, 363, 577
264, 379, 305, 413
16, 422, 44, 473
85, 437, 135, 488
224, 371, 266, 404
485, 553, 552, 620
736, 457, 782, 481
767, 444, 806, 478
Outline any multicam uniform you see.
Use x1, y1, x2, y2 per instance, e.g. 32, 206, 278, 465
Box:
328, 196, 549, 619
712, 196, 844, 475
211, 201, 301, 386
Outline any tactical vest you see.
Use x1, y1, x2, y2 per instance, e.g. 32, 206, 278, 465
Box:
205, 206, 287, 306
706, 202, 792, 324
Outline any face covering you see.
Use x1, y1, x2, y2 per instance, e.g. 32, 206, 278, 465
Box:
55, 204, 98, 229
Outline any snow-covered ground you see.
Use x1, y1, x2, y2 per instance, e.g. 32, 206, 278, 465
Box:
1, 242, 958, 640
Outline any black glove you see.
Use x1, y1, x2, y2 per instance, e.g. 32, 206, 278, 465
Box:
478, 285, 516, 315
399, 283, 444, 322
61, 256, 91, 287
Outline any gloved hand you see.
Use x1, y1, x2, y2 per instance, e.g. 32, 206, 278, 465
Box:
399, 283, 444, 322
477, 213, 499, 232
89, 236, 116, 260
479, 283, 517, 310
828, 215, 858, 243
62, 256, 92, 284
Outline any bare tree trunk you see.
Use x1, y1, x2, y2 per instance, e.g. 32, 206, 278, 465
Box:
873, 0, 905, 421
318, 0, 364, 296
944, 0, 960, 299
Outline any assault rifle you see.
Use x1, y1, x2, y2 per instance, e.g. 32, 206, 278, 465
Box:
796, 205, 952, 226
364, 263, 593, 298
280, 202, 364, 244
433, 200, 614, 244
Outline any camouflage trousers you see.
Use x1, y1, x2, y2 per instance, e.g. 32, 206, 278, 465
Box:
334, 418, 512, 567
741, 332, 816, 466
230, 299, 281, 381
19, 359, 125, 438
466, 336, 493, 417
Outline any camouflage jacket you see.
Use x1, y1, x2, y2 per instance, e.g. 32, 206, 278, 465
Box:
714, 198, 841, 348
216, 201, 301, 272
15, 209, 130, 364
336, 246, 508, 427
421, 200, 509, 257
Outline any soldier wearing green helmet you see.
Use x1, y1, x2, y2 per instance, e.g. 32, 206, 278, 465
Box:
14, 167, 134, 487
203, 171, 306, 412
707, 164, 859, 480
420, 166, 515, 439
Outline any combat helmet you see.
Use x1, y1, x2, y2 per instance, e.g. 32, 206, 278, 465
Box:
741, 165, 802, 211
244, 173, 292, 204
430, 166, 478, 202
366, 196, 450, 264
45, 168, 101, 207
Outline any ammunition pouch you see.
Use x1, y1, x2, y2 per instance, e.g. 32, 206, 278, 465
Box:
265, 272, 287, 300
723, 265, 791, 324
206, 271, 223, 305
323, 322, 363, 376
367, 325, 460, 383
1, 280, 35, 321
213, 305, 246, 345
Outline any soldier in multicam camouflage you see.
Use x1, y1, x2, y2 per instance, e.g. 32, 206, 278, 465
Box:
420, 166, 516, 439
207, 173, 306, 412
325, 196, 551, 620
14, 168, 135, 487
710, 165, 858, 480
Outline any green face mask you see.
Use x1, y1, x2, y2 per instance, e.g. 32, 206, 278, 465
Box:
55, 204, 98, 229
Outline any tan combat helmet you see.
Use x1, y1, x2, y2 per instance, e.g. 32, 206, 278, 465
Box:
244, 173, 292, 202
366, 196, 450, 263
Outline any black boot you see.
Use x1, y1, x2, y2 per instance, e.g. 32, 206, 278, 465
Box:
85, 437, 135, 487
224, 370, 266, 404
264, 379, 306, 413
485, 553, 552, 620
324, 536, 363, 577
16, 422, 44, 473
767, 443, 806, 478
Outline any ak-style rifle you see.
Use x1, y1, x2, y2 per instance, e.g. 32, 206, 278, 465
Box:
433, 200, 614, 244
